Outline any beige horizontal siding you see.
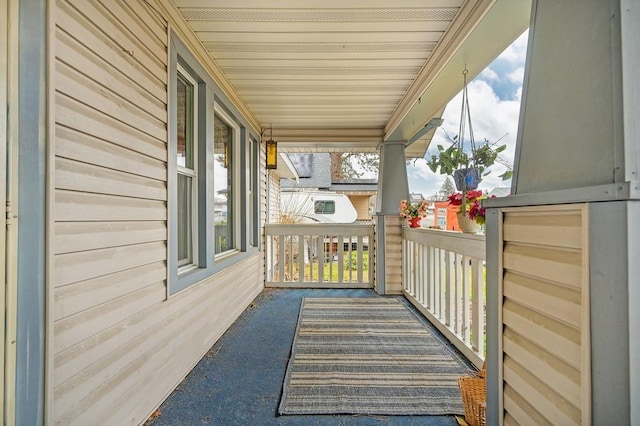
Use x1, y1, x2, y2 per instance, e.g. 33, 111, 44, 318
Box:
56, 157, 166, 200
500, 206, 589, 425
503, 271, 581, 328
56, 0, 166, 99
51, 1, 264, 425
55, 221, 166, 254
383, 215, 401, 294
54, 241, 167, 287
54, 261, 167, 320
53, 255, 262, 425
55, 190, 167, 222
503, 328, 581, 408
503, 210, 582, 249
56, 60, 166, 141
56, 28, 166, 119
504, 383, 552, 426
503, 243, 581, 289
56, 94, 167, 161
56, 126, 166, 181
268, 172, 280, 223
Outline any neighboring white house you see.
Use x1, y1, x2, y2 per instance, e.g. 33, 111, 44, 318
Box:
280, 191, 358, 223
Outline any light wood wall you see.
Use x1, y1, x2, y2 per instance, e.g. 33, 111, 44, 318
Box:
375, 215, 402, 295
267, 172, 281, 223
349, 195, 372, 221
499, 205, 590, 425
52, 1, 263, 424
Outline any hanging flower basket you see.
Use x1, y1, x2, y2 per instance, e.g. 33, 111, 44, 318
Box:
425, 68, 512, 188
457, 212, 481, 234
453, 167, 480, 191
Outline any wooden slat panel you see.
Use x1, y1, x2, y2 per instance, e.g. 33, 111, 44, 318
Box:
504, 327, 581, 408
53, 277, 222, 417
54, 281, 165, 354
56, 157, 166, 201
504, 271, 581, 328
503, 210, 582, 249
504, 383, 552, 426
73, 0, 166, 71
54, 255, 263, 424
55, 190, 166, 222
56, 60, 166, 141
54, 241, 166, 287
56, 0, 166, 101
503, 242, 581, 289
97, 264, 261, 424
94, 276, 261, 425
55, 221, 166, 254
503, 300, 581, 369
501, 206, 588, 425
95, 0, 166, 61
56, 94, 166, 161
504, 357, 580, 425
55, 29, 166, 120
54, 261, 166, 320
503, 411, 519, 426
118, 0, 168, 45
56, 126, 166, 181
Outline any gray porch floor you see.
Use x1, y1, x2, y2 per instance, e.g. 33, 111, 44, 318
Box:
145, 288, 472, 425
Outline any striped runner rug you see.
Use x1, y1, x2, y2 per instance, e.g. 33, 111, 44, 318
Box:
278, 297, 468, 415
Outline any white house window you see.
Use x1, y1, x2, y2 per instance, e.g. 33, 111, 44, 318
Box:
214, 113, 236, 255
314, 200, 336, 214
169, 34, 261, 294
176, 67, 198, 269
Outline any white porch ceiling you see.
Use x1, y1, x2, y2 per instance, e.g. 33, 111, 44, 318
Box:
172, 0, 530, 156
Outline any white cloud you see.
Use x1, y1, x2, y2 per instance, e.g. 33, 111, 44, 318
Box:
497, 30, 529, 66
507, 67, 525, 83
480, 67, 499, 81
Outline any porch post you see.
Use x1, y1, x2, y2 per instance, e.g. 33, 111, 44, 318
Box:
374, 140, 409, 295
484, 1, 639, 424
13, 0, 48, 424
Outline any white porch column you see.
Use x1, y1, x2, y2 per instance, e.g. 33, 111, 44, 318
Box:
374, 141, 409, 295
485, 1, 639, 424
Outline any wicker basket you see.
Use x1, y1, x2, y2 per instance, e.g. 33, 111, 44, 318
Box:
458, 363, 487, 426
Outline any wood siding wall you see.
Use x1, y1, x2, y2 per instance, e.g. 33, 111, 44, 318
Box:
349, 195, 372, 221
500, 205, 590, 425
52, 1, 263, 424
267, 172, 281, 224
375, 215, 401, 295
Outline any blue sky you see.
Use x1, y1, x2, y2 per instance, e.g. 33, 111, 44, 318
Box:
407, 30, 529, 198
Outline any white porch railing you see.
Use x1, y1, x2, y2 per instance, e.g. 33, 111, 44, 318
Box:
402, 228, 486, 368
265, 223, 374, 288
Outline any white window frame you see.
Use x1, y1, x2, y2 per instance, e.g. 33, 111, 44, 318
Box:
176, 64, 199, 272
213, 105, 241, 258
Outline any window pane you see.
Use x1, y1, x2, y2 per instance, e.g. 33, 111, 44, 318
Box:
177, 74, 194, 169
177, 173, 193, 265
315, 200, 335, 214
214, 115, 233, 254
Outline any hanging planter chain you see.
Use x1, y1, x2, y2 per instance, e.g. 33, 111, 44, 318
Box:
456, 68, 480, 211
454, 68, 479, 197
458, 68, 478, 174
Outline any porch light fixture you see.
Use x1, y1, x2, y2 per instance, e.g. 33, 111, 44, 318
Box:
265, 125, 278, 169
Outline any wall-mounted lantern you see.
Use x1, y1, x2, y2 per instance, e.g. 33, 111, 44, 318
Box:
265, 126, 277, 169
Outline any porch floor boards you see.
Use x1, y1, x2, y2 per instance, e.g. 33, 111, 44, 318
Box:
145, 288, 470, 425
